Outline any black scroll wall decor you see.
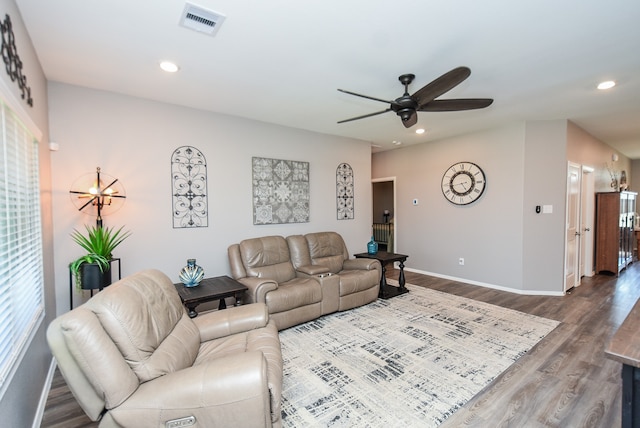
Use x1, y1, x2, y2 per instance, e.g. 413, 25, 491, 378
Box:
0, 14, 33, 107
171, 146, 208, 228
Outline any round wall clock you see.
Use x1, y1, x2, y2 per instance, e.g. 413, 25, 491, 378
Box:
441, 162, 486, 205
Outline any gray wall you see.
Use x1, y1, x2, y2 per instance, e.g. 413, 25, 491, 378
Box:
521, 120, 568, 293
0, 1, 55, 426
373, 123, 530, 291
372, 119, 631, 295
567, 121, 632, 192
48, 82, 374, 314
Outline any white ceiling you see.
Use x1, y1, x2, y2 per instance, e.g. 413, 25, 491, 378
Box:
15, 0, 640, 158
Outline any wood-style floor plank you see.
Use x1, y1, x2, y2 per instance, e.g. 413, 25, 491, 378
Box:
41, 264, 640, 427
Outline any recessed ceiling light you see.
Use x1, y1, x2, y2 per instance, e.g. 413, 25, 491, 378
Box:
597, 80, 615, 90
415, 128, 425, 134
160, 61, 179, 73
392, 140, 402, 146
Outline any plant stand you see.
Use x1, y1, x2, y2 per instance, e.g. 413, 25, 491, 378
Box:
69, 258, 121, 310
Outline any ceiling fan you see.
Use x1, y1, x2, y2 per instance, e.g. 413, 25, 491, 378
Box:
337, 66, 493, 128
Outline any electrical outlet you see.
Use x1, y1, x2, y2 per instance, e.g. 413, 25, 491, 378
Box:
458, 258, 464, 265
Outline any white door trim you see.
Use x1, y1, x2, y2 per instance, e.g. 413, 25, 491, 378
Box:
372, 176, 397, 253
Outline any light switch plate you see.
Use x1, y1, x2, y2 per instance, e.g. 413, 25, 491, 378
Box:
542, 205, 553, 214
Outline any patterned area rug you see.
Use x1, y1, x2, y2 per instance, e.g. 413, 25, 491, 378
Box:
279, 283, 559, 427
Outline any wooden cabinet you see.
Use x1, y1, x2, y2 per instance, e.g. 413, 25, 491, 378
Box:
595, 191, 637, 275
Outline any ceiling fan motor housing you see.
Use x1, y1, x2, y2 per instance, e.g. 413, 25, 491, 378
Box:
391, 94, 418, 121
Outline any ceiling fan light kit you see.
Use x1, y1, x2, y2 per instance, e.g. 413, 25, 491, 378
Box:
338, 66, 493, 129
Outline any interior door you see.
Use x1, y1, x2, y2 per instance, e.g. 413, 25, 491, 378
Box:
565, 163, 581, 291
580, 166, 595, 277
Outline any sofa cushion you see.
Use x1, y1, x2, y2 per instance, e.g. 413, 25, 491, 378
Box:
85, 270, 200, 383
265, 277, 322, 313
337, 269, 380, 296
239, 235, 296, 283
57, 308, 140, 411
305, 232, 349, 274
196, 320, 283, 423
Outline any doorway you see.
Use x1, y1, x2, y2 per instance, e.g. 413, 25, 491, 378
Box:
565, 162, 581, 292
372, 177, 396, 253
564, 162, 595, 292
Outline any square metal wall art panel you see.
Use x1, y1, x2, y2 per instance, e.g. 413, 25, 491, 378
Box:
252, 157, 309, 224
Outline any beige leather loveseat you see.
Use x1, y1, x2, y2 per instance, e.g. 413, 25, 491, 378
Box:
47, 269, 283, 428
228, 231, 381, 330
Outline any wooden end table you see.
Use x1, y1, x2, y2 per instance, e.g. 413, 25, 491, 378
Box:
354, 251, 409, 299
174, 276, 247, 318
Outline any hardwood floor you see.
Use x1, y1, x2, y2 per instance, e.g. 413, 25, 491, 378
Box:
41, 265, 640, 427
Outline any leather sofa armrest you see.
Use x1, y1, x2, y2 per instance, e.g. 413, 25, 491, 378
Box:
112, 351, 272, 427
343, 258, 380, 271
193, 303, 269, 342
236, 277, 278, 304
296, 264, 331, 276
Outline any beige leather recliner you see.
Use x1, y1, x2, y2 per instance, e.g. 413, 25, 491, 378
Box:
228, 232, 381, 331
47, 269, 283, 428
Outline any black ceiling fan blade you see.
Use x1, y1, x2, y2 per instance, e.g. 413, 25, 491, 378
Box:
419, 98, 494, 112
411, 66, 471, 107
337, 108, 391, 124
337, 89, 392, 104
402, 110, 418, 128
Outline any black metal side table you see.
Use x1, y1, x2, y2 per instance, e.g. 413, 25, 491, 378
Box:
174, 275, 248, 318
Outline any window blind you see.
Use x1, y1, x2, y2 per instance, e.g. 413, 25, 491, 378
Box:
0, 97, 44, 397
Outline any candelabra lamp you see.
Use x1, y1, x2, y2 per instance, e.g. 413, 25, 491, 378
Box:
69, 167, 126, 227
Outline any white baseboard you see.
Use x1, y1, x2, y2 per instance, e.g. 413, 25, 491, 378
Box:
32, 357, 56, 428
404, 267, 565, 296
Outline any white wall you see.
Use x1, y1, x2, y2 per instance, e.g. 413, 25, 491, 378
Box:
372, 123, 528, 291
48, 82, 373, 314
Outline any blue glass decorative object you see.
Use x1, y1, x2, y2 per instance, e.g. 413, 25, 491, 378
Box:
179, 258, 204, 287
367, 236, 378, 255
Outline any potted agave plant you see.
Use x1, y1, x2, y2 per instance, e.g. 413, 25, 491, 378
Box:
69, 225, 131, 290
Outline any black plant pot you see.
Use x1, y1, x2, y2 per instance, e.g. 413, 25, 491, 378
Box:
79, 262, 112, 290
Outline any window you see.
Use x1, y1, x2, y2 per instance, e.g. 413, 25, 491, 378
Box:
0, 97, 44, 397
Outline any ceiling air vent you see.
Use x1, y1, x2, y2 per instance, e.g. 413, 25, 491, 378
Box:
179, 3, 226, 36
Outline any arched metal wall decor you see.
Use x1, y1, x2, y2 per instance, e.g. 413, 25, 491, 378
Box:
336, 163, 354, 220
171, 146, 208, 228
